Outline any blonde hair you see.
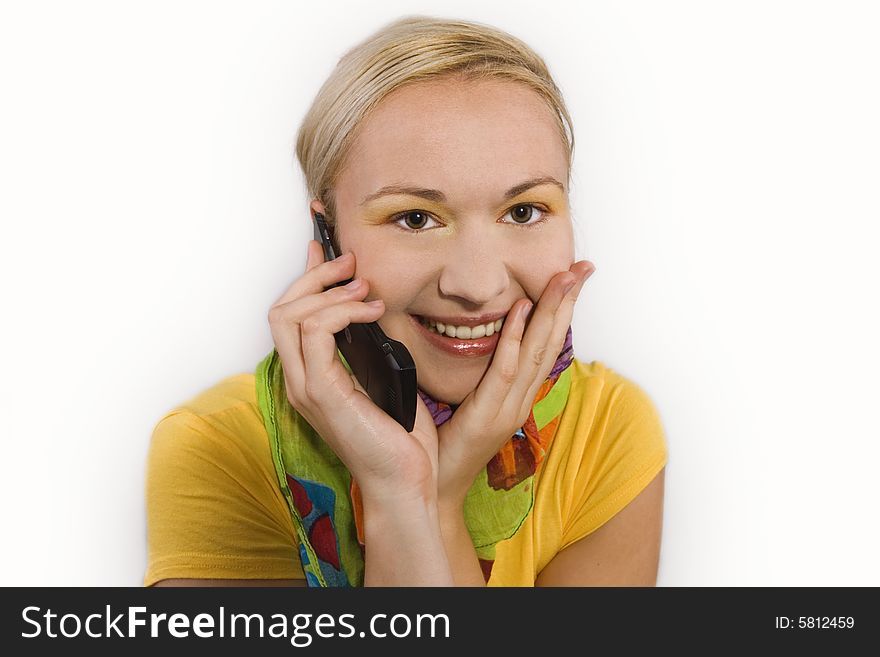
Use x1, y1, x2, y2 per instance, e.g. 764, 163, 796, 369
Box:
295, 14, 575, 231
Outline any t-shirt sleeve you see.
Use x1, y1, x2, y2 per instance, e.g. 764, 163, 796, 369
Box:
559, 375, 668, 550
144, 409, 305, 586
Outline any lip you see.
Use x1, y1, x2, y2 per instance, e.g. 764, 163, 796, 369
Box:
412, 311, 509, 328
408, 314, 501, 358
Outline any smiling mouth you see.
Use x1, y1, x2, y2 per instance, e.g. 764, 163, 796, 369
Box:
413, 314, 506, 339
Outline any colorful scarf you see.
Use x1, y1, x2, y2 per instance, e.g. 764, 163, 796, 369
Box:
255, 325, 575, 586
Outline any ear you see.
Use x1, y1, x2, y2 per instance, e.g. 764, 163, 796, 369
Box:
309, 199, 327, 218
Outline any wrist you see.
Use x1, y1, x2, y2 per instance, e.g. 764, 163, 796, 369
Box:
358, 476, 438, 509
362, 489, 439, 516
437, 446, 480, 506
438, 470, 475, 514
438, 489, 467, 519
362, 491, 453, 586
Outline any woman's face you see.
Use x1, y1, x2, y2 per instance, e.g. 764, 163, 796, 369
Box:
312, 76, 579, 405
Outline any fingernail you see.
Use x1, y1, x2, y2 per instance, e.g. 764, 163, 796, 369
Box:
367, 299, 384, 307
520, 301, 534, 321
344, 278, 362, 289
338, 252, 353, 262
571, 268, 594, 291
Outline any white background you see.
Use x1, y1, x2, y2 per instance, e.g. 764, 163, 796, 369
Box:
1, 0, 878, 586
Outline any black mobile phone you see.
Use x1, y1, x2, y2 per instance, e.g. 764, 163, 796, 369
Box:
312, 210, 417, 432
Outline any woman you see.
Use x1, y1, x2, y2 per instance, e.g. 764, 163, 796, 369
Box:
145, 15, 668, 587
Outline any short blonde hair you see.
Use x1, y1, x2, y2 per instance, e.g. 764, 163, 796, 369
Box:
295, 14, 575, 231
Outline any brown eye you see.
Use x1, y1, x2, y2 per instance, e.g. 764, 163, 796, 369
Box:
402, 211, 430, 229
510, 205, 534, 223
392, 210, 438, 232
504, 203, 547, 227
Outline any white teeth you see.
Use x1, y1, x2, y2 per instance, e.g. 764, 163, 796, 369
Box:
420, 315, 505, 338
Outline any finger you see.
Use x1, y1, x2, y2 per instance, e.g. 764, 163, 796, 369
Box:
516, 262, 595, 409
271, 243, 356, 309
305, 239, 322, 271
564, 261, 596, 301
520, 262, 594, 373
469, 297, 534, 422
514, 270, 577, 387
270, 277, 372, 394
300, 290, 386, 397
553, 262, 594, 333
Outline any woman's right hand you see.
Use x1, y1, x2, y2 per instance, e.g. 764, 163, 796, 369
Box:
267, 239, 440, 505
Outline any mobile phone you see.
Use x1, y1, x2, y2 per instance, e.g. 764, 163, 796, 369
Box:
312, 210, 417, 432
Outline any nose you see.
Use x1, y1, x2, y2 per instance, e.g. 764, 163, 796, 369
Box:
437, 227, 509, 306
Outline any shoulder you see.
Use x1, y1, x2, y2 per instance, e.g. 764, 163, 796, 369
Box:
144, 372, 302, 586
147, 373, 268, 476
561, 358, 667, 452
545, 359, 668, 547
145, 372, 287, 517
154, 371, 263, 433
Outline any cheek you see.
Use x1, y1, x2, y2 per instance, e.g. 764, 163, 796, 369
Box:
512, 219, 573, 262
354, 251, 424, 308
519, 251, 574, 299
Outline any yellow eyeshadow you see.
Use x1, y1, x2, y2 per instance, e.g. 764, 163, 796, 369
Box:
363, 192, 566, 218
362, 197, 445, 216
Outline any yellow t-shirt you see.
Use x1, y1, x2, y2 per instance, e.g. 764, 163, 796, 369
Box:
144, 358, 668, 586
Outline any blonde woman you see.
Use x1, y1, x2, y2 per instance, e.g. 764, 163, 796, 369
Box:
145, 15, 668, 587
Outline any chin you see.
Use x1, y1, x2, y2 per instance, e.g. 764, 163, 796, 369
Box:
416, 374, 473, 406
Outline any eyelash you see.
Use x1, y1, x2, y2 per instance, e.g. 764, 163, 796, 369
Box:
389, 203, 551, 234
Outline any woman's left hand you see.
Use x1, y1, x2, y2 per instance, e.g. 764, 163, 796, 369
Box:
435, 260, 596, 509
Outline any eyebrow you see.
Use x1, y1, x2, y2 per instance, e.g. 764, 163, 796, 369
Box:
359, 175, 566, 207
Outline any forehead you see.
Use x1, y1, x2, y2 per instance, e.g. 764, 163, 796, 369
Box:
340, 78, 568, 200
